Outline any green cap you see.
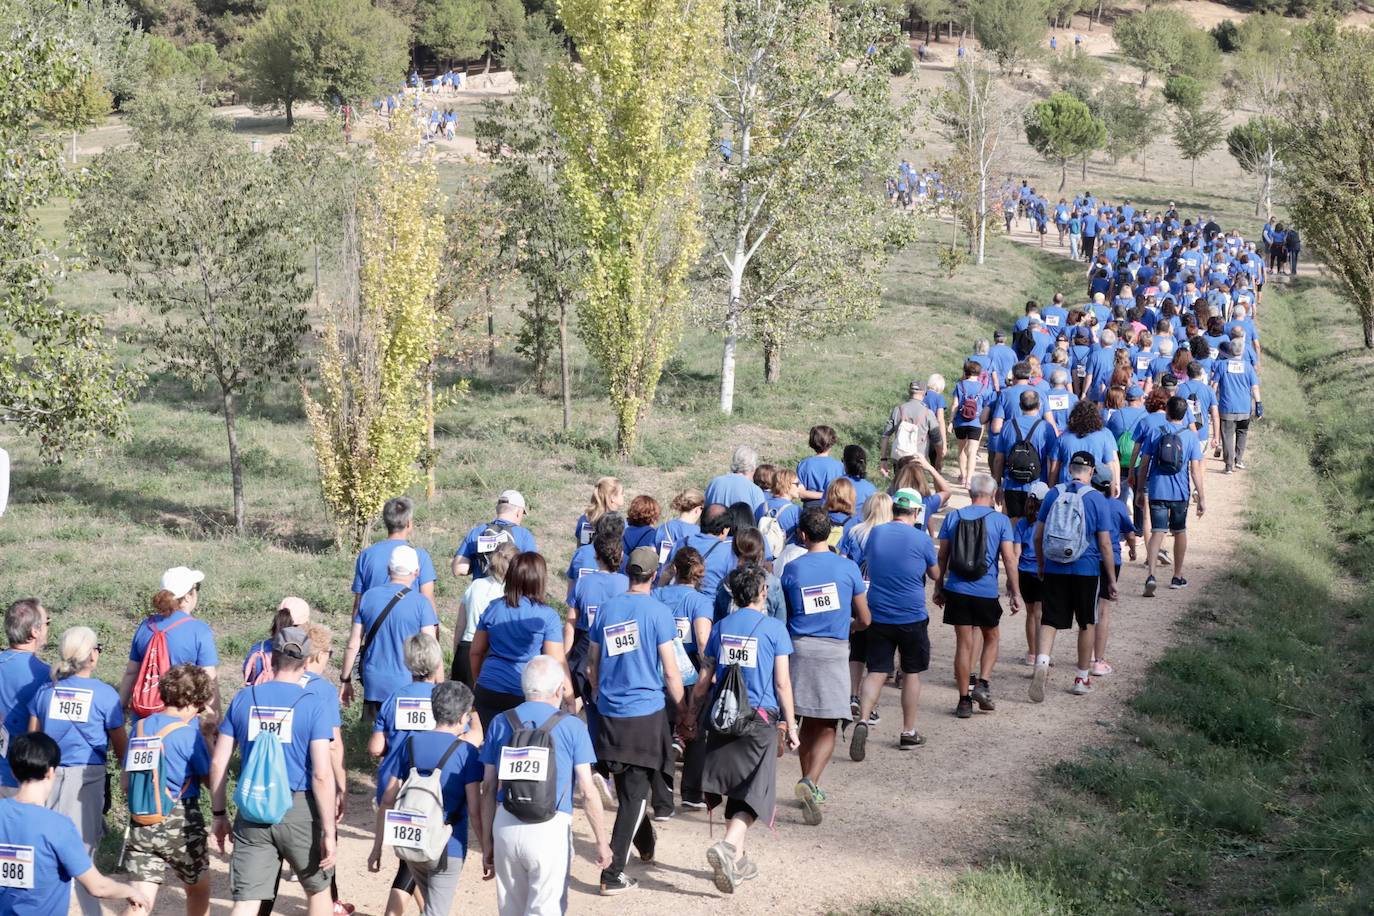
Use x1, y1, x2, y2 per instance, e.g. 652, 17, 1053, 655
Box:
893, 488, 922, 510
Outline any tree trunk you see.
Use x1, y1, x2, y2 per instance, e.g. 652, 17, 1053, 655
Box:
425, 360, 436, 500
71, 130, 77, 164
1260, 168, 1272, 219
221, 386, 246, 533
1364, 312, 1373, 349
485, 285, 495, 367
720, 310, 740, 414
286, 98, 295, 130
976, 172, 987, 265
1058, 159, 1067, 191
313, 244, 321, 311
1190, 158, 1197, 186
719, 108, 754, 416
558, 295, 572, 432
763, 336, 781, 383
1139, 71, 1149, 89
1081, 156, 1087, 180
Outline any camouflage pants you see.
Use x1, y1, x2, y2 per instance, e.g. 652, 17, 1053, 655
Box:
122, 799, 210, 885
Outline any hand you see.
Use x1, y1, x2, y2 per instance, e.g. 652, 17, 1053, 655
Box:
125, 889, 151, 911
879, 461, 891, 479
1196, 499, 1205, 518
932, 585, 946, 608
786, 722, 801, 751
1009, 594, 1022, 615
367, 846, 382, 872
1105, 582, 1118, 601
1135, 492, 1146, 510
483, 846, 496, 880
595, 840, 613, 870
994, 487, 1005, 507
336, 788, 347, 823
339, 681, 354, 707
318, 832, 337, 870
212, 813, 231, 853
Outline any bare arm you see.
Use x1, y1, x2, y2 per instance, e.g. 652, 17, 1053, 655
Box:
454, 600, 469, 658
774, 655, 800, 750
1097, 531, 1118, 597
543, 639, 574, 701
338, 622, 364, 705
108, 725, 128, 764
573, 763, 613, 868
1034, 522, 1046, 578
657, 641, 685, 712
1000, 541, 1021, 611
420, 580, 435, 604
451, 554, 471, 578
75, 867, 148, 910
480, 768, 498, 879
117, 660, 139, 709
368, 727, 386, 759
309, 737, 338, 869
368, 775, 401, 870
851, 592, 871, 631
469, 631, 490, 685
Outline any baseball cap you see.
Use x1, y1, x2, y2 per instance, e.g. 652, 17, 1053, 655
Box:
893, 488, 922, 510
993, 330, 1007, 342
498, 489, 527, 510
277, 596, 311, 625
627, 546, 659, 577
160, 566, 204, 599
908, 378, 924, 394
1069, 450, 1096, 469
273, 625, 312, 660
1160, 375, 1179, 390
388, 544, 420, 575
1027, 481, 1050, 500
1126, 384, 1144, 399
1091, 464, 1113, 492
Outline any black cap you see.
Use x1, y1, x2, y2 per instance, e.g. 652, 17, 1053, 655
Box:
1069, 450, 1096, 469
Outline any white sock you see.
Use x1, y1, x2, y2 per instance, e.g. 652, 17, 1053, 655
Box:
1036, 654, 1051, 667
1076, 668, 1090, 680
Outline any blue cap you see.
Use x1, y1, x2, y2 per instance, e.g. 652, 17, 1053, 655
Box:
1126, 385, 1144, 399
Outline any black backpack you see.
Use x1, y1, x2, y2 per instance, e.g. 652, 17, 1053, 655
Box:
473, 519, 516, 577
499, 709, 566, 823
708, 618, 763, 737
1005, 419, 1043, 484
1155, 425, 1186, 475
949, 509, 990, 581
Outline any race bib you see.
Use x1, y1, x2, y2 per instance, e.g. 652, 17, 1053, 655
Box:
584, 605, 598, 627
127, 736, 162, 772
1136, 356, 1150, 371
395, 697, 434, 731
0, 845, 33, 889
913, 504, 928, 528
604, 620, 640, 657
498, 745, 549, 781
384, 810, 431, 850
0, 726, 9, 758
801, 583, 841, 615
577, 567, 592, 579
1209, 347, 1219, 360
1226, 360, 1244, 374
1189, 400, 1202, 417
674, 616, 691, 642
248, 706, 295, 744
658, 540, 672, 566
1048, 394, 1070, 411
720, 635, 758, 668
1045, 315, 1060, 326
578, 527, 592, 546
48, 687, 92, 723
476, 534, 502, 554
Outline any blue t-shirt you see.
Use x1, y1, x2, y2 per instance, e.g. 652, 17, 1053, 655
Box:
299, 671, 342, 730
1141, 422, 1202, 501
756, 497, 801, 542
0, 799, 93, 916
371, 680, 436, 753
654, 519, 700, 562
129, 611, 218, 668
379, 732, 483, 857
923, 390, 947, 415
1105, 406, 1147, 439
651, 585, 714, 651
127, 712, 209, 800
589, 593, 676, 718
474, 598, 563, 696
574, 513, 595, 546
703, 473, 766, 511
1177, 379, 1217, 439
352, 539, 437, 596
1212, 357, 1259, 414
938, 506, 1013, 598
951, 379, 994, 428
993, 416, 1057, 489
566, 543, 597, 582
988, 344, 1018, 380
481, 701, 595, 815
1104, 499, 1136, 565
1083, 348, 1117, 400
354, 583, 440, 702
797, 455, 845, 496
846, 477, 878, 513
703, 609, 793, 711
29, 676, 123, 767
220, 681, 332, 791
1055, 429, 1118, 473
676, 533, 736, 598
623, 524, 658, 557
863, 521, 939, 624
780, 551, 866, 641
454, 520, 537, 576
1014, 517, 1039, 573
1036, 482, 1113, 576
1044, 388, 1078, 430
0, 650, 51, 787
992, 383, 1042, 423
569, 570, 629, 632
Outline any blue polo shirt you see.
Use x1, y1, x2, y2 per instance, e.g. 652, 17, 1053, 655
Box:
589, 593, 677, 718
863, 521, 939, 624
1036, 482, 1113, 576
474, 598, 564, 696
481, 701, 595, 815
780, 551, 866, 641
354, 583, 439, 702
352, 539, 437, 596
938, 506, 1014, 598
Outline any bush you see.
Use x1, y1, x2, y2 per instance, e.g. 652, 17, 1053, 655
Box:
890, 44, 915, 76
1211, 19, 1240, 52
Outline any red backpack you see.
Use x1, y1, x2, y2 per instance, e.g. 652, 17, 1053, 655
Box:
130, 616, 189, 718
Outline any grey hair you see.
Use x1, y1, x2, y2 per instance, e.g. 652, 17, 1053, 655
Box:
1099, 328, 1117, 347
522, 654, 564, 700
927, 373, 946, 393
1050, 369, 1070, 386
973, 338, 989, 355
729, 445, 758, 475
382, 497, 414, 534
53, 626, 97, 681
968, 473, 997, 499
431, 680, 474, 727
5, 598, 44, 647
404, 632, 443, 680
1157, 337, 1175, 355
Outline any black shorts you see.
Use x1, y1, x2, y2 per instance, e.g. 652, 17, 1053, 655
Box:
953, 425, 981, 441
1003, 489, 1028, 519
1098, 563, 1122, 600
941, 592, 1003, 628
1019, 571, 1043, 605
1040, 573, 1099, 630
864, 620, 931, 675
848, 628, 868, 663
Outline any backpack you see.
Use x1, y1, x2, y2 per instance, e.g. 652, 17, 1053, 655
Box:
1155, 425, 1186, 475
1117, 426, 1136, 469
826, 515, 848, 552
473, 520, 516, 577
389, 736, 465, 864
130, 616, 190, 719
955, 382, 980, 424
233, 689, 303, 825
1005, 419, 1043, 484
1042, 484, 1090, 563
499, 709, 567, 824
757, 506, 787, 560
708, 618, 763, 738
242, 641, 273, 687
949, 510, 990, 581
127, 717, 193, 826
891, 403, 929, 460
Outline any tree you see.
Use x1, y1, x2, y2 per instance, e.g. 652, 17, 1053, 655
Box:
1024, 91, 1105, 190
936, 56, 1022, 264
1113, 7, 1194, 88
710, 0, 906, 409
1, 6, 137, 460
73, 123, 311, 532
1227, 117, 1282, 216
1050, 47, 1105, 101
1170, 103, 1223, 186
969, 0, 1045, 74
1279, 22, 1374, 346
42, 69, 111, 163
237, 0, 409, 128
304, 123, 446, 549
1162, 73, 1203, 110
550, 0, 721, 453
183, 43, 230, 98
418, 0, 488, 61
1096, 82, 1160, 175
908, 0, 951, 41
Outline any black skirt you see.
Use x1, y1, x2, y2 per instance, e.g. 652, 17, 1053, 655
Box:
700, 711, 778, 821
595, 708, 672, 771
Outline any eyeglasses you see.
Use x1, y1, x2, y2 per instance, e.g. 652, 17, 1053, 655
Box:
94, 644, 103, 652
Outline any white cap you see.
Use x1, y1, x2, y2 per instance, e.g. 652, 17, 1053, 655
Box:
1027, 481, 1050, 500
388, 544, 420, 575
160, 566, 205, 599
497, 489, 527, 510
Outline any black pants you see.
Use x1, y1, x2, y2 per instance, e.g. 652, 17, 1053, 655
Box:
605, 764, 655, 878
1082, 234, 1096, 261
474, 683, 523, 732
450, 640, 473, 687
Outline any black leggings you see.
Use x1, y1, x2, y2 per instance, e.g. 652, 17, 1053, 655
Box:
450, 640, 473, 687
474, 683, 523, 732
606, 764, 656, 877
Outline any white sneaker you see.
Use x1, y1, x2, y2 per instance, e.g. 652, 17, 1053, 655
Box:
1071, 676, 1094, 696
1029, 663, 1048, 703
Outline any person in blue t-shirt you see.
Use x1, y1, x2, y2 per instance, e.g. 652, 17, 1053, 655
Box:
120, 567, 220, 721
1050, 399, 1120, 497
1178, 361, 1219, 453
1011, 482, 1049, 666
567, 531, 630, 702
988, 331, 1018, 384
451, 490, 538, 579
840, 445, 878, 515
1031, 453, 1118, 702
0, 598, 51, 789
341, 545, 440, 729
0, 733, 148, 916
704, 446, 768, 511
352, 496, 437, 615
575, 477, 625, 547
1080, 330, 1121, 402
779, 508, 870, 824
990, 389, 1057, 519
1043, 369, 1079, 430
934, 474, 1021, 719
567, 513, 624, 598
1137, 397, 1205, 597
210, 627, 338, 911
796, 425, 845, 506
951, 360, 995, 485
851, 489, 940, 756
586, 548, 685, 894
1211, 341, 1262, 473
369, 680, 484, 916
369, 633, 444, 761
655, 490, 704, 571
665, 508, 738, 597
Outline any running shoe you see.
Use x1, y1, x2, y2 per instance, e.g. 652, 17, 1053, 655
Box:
737, 855, 760, 882
1170, 577, 1188, 589
1090, 660, 1113, 676
1029, 663, 1048, 703
867, 709, 880, 727
971, 680, 994, 710
1023, 654, 1036, 666
795, 779, 822, 826
600, 872, 638, 896
592, 772, 615, 807
1157, 549, 1172, 565
899, 730, 926, 749
706, 841, 740, 894
849, 695, 860, 719
680, 798, 707, 810
955, 696, 973, 719
849, 721, 869, 761
815, 785, 828, 804
1143, 575, 1157, 598
1071, 676, 1094, 695
653, 808, 675, 822
672, 736, 685, 758
332, 903, 356, 916
1224, 467, 1234, 475
638, 823, 657, 863
1235, 460, 1247, 470
1213, 445, 1222, 458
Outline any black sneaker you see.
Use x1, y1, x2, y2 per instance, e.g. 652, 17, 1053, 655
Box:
866, 708, 880, 727
899, 730, 926, 749
600, 872, 638, 896
849, 695, 860, 719
955, 696, 973, 718
652, 808, 675, 822
849, 721, 869, 761
971, 681, 995, 711
1169, 577, 1188, 589
1143, 575, 1157, 598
